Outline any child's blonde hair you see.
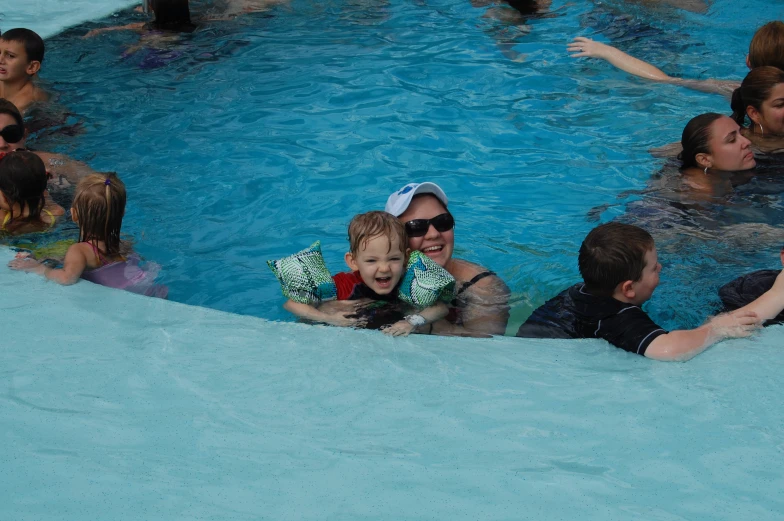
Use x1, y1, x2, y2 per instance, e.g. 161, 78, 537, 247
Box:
347, 211, 407, 255
73, 173, 126, 256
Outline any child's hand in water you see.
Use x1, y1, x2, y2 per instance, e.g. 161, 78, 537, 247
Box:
8, 255, 46, 274
567, 37, 613, 59
381, 320, 415, 337
706, 311, 762, 341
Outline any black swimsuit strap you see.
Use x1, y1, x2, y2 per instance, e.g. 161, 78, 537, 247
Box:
456, 271, 496, 296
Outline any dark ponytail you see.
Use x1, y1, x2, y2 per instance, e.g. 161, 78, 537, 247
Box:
730, 66, 784, 128
730, 87, 747, 126
678, 113, 723, 169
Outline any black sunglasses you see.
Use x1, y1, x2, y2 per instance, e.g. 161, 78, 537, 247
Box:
0, 124, 24, 144
404, 212, 455, 238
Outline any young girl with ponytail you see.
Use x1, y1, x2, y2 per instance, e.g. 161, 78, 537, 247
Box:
9, 173, 168, 298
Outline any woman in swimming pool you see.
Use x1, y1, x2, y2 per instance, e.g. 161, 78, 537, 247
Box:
385, 182, 511, 337
567, 20, 784, 97
662, 113, 757, 201
0, 99, 96, 193
730, 67, 784, 154
0, 150, 59, 234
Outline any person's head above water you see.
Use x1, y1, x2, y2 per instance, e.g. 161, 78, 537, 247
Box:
578, 222, 660, 305
0, 149, 47, 225
72, 173, 127, 257
344, 210, 408, 296
748, 21, 784, 70
0, 99, 26, 153
0, 28, 45, 79
146, 0, 196, 32
679, 113, 756, 173
730, 66, 784, 137
385, 182, 455, 268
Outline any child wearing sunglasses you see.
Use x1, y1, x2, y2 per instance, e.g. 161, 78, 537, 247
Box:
0, 29, 48, 114
283, 211, 448, 336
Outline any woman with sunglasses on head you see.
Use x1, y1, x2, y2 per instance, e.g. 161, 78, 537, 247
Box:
386, 182, 511, 337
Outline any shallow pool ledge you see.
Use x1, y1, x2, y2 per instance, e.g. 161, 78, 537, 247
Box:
0, 0, 139, 39
5, 246, 784, 520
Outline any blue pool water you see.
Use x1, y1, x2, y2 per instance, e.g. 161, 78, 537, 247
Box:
2, 0, 784, 518
25, 0, 781, 331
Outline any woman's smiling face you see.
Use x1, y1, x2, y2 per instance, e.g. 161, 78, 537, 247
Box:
398, 194, 454, 268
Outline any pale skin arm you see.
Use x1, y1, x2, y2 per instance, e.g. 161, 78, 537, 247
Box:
283, 299, 366, 327
382, 301, 449, 337
568, 37, 740, 96
83, 22, 146, 38
35, 152, 98, 186
8, 244, 91, 285
645, 250, 784, 362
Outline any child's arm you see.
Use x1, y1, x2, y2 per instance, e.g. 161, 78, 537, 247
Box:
729, 250, 784, 321
8, 244, 91, 285
644, 311, 760, 362
382, 301, 449, 337
283, 299, 366, 328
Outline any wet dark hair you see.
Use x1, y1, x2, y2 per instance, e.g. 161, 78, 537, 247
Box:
678, 113, 724, 169
730, 66, 784, 127
73, 173, 127, 257
148, 0, 197, 33
503, 0, 541, 16
0, 98, 24, 129
0, 28, 45, 63
748, 21, 784, 70
0, 150, 47, 225
578, 222, 654, 297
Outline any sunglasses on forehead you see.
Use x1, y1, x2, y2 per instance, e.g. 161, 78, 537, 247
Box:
404, 212, 455, 238
0, 124, 24, 144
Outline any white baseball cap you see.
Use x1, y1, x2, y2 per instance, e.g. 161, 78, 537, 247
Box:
384, 182, 449, 217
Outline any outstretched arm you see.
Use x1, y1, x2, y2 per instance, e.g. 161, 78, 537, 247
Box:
8, 244, 90, 285
731, 249, 784, 321
644, 310, 761, 362
568, 37, 739, 96
568, 37, 671, 81
83, 22, 145, 38
283, 299, 366, 327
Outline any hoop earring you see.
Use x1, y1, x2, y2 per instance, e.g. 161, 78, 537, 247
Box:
704, 165, 709, 175
759, 123, 764, 136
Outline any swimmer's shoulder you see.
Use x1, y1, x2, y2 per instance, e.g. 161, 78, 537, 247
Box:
449, 258, 509, 293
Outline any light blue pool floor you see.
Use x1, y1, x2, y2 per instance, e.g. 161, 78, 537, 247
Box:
3, 247, 784, 520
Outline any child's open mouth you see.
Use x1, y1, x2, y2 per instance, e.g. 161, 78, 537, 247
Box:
375, 276, 392, 289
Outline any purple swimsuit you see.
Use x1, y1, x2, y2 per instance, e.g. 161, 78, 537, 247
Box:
81, 244, 168, 299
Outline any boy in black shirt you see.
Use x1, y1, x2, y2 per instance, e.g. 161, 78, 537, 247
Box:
517, 223, 784, 361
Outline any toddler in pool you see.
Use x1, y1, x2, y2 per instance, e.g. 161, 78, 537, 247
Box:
283, 211, 448, 336
9, 173, 167, 298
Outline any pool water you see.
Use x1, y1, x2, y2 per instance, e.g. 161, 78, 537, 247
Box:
24, 0, 781, 331
2, 0, 784, 519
